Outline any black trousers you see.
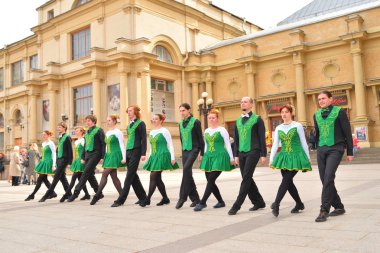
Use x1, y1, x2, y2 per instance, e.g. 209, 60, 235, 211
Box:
116, 148, 147, 204
45, 158, 70, 196
317, 145, 345, 212
30, 174, 54, 196
12, 176, 19, 186
200, 171, 223, 205
233, 150, 265, 209
274, 170, 301, 205
74, 151, 100, 194
179, 150, 200, 202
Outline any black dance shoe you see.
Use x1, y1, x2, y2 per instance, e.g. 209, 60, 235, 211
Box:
157, 198, 170, 206
38, 195, 49, 203
111, 201, 123, 208
271, 202, 279, 217
67, 192, 79, 202
291, 202, 305, 213
249, 202, 266, 211
90, 195, 101, 205
24, 194, 34, 201
80, 194, 91, 201
59, 194, 70, 203
315, 211, 329, 222
175, 199, 186, 209
194, 203, 207, 212
228, 207, 239, 215
213, 202, 226, 208
190, 201, 199, 207
139, 198, 151, 207
329, 208, 346, 216
48, 192, 58, 199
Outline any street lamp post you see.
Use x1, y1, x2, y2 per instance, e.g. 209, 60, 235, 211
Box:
197, 92, 213, 129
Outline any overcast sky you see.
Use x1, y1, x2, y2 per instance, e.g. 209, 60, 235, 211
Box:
0, 0, 313, 46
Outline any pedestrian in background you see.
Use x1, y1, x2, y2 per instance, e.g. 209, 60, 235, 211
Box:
9, 146, 21, 186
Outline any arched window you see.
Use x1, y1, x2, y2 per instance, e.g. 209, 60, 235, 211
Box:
152, 45, 173, 64
14, 110, 22, 124
72, 0, 91, 9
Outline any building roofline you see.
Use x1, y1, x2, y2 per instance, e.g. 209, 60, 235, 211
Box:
201, 1, 380, 52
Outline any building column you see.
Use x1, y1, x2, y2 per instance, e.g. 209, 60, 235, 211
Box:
294, 52, 307, 125
139, 70, 151, 130
119, 72, 128, 129
29, 94, 38, 143
205, 80, 213, 101
92, 78, 101, 120
48, 88, 57, 138
352, 51, 367, 120
245, 62, 257, 112
191, 82, 199, 114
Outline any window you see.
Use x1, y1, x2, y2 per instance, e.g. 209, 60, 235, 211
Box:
0, 114, 3, 128
74, 84, 93, 125
72, 28, 91, 60
151, 79, 175, 122
152, 45, 173, 64
15, 110, 22, 124
0, 68, 3, 90
12, 60, 24, 85
30, 55, 38, 70
0, 132, 3, 150
75, 0, 91, 8
47, 9, 54, 20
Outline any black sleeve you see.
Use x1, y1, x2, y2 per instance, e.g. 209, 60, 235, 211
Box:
194, 120, 205, 156
257, 117, 267, 157
234, 125, 239, 157
66, 136, 73, 164
141, 122, 147, 156
313, 114, 319, 148
338, 110, 354, 156
99, 129, 106, 159
178, 125, 183, 145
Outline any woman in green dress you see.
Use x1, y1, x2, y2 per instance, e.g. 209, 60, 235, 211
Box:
90, 115, 125, 205
25, 131, 57, 201
140, 114, 179, 207
194, 109, 235, 211
62, 126, 91, 202
269, 104, 312, 217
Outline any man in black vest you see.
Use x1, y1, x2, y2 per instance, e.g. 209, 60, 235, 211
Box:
314, 91, 353, 222
111, 105, 147, 207
39, 122, 72, 202
228, 97, 266, 215
68, 115, 106, 202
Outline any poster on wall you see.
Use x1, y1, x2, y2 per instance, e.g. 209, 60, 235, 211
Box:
42, 100, 49, 130
151, 90, 175, 122
107, 84, 120, 116
355, 126, 367, 141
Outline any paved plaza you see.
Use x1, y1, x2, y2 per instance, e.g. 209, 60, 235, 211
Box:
0, 163, 379, 253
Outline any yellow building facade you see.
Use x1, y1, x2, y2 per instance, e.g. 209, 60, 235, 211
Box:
1, 0, 380, 157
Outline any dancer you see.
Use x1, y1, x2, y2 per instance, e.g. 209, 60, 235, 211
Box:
193, 109, 235, 212
176, 103, 203, 209
140, 114, 179, 207
228, 97, 266, 215
90, 115, 125, 205
25, 131, 57, 201
314, 91, 353, 222
68, 115, 106, 202
62, 126, 91, 202
269, 104, 312, 217
39, 122, 73, 202
111, 105, 147, 207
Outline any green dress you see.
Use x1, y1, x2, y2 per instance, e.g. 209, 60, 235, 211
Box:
70, 140, 85, 173
200, 130, 235, 172
271, 124, 312, 172
34, 142, 54, 175
103, 130, 126, 169
144, 132, 179, 171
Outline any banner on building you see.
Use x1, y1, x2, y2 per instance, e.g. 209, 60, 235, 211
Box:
42, 100, 49, 130
107, 84, 120, 116
332, 95, 348, 106
355, 126, 367, 141
266, 102, 289, 114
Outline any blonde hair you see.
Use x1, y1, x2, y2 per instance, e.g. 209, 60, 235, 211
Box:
208, 109, 220, 118
30, 143, 39, 152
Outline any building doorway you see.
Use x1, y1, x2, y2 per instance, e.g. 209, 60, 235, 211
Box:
270, 116, 282, 134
